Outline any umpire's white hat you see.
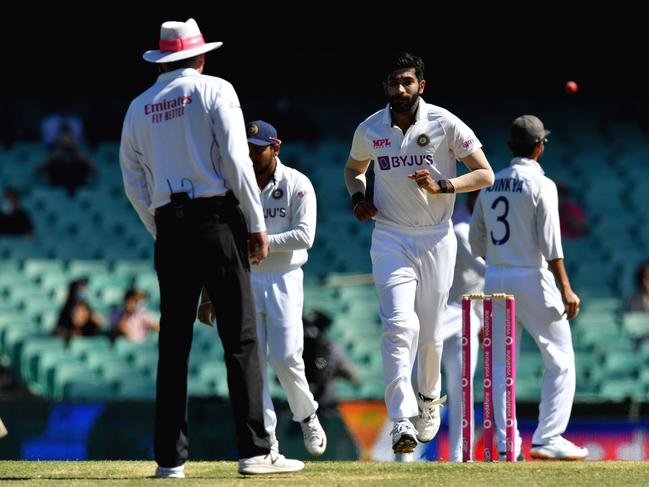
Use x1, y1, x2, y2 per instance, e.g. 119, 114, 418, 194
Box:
142, 18, 222, 64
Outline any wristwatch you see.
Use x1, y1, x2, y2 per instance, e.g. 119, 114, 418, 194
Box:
437, 179, 455, 194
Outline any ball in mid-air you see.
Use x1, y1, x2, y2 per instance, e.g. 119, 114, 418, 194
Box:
565, 80, 578, 94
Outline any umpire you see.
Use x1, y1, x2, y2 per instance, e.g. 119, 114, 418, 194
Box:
120, 19, 301, 477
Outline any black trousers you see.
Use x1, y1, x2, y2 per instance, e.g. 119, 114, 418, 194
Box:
153, 195, 270, 467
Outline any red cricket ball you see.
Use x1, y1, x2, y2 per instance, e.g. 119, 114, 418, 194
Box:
565, 80, 578, 94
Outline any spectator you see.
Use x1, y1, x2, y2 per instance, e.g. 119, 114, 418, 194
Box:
110, 289, 159, 342
557, 181, 586, 238
40, 113, 84, 149
52, 278, 103, 342
0, 188, 34, 237
302, 310, 359, 412
36, 125, 98, 196
625, 261, 649, 312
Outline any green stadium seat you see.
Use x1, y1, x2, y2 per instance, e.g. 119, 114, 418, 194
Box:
63, 380, 116, 400
622, 313, 649, 340
67, 336, 112, 359
599, 379, 643, 401
116, 376, 156, 399
23, 259, 66, 278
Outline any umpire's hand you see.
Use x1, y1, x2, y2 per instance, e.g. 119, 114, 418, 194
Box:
249, 231, 269, 265
198, 302, 216, 326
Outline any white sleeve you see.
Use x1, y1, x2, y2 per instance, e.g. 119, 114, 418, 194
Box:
119, 107, 156, 238
456, 226, 487, 275
469, 193, 487, 258
536, 180, 564, 260
444, 112, 482, 160
269, 175, 317, 251
349, 124, 372, 161
211, 82, 266, 233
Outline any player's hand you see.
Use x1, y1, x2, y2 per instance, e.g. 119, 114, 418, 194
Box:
353, 200, 378, 222
562, 288, 580, 320
197, 302, 216, 326
408, 169, 440, 194
248, 231, 269, 265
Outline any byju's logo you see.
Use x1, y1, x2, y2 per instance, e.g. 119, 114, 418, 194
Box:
377, 156, 390, 170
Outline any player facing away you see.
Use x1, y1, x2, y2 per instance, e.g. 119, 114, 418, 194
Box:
199, 120, 326, 457
469, 115, 588, 461
343, 51, 494, 457
439, 191, 485, 462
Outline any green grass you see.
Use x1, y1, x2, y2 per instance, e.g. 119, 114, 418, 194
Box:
1, 461, 648, 486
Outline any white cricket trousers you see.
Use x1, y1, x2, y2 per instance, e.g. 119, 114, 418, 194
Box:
440, 301, 481, 462
252, 267, 317, 451
371, 222, 456, 420
486, 266, 576, 452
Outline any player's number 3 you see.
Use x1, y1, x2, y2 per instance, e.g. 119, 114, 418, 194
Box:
490, 196, 510, 245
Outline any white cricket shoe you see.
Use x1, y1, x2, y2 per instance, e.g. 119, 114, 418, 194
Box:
530, 436, 588, 460
415, 394, 447, 442
238, 451, 304, 475
391, 419, 418, 454
155, 465, 185, 478
300, 414, 327, 457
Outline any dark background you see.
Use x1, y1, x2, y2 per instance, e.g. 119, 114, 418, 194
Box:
3, 8, 646, 142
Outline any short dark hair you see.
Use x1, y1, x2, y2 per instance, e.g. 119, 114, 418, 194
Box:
509, 141, 538, 158
386, 51, 425, 81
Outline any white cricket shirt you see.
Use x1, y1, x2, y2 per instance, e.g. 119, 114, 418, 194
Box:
469, 157, 563, 268
252, 158, 316, 273
120, 68, 265, 237
349, 99, 481, 228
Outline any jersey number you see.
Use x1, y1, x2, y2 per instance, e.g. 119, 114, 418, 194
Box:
490, 196, 510, 245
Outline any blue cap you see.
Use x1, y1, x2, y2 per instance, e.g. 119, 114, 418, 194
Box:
246, 120, 281, 146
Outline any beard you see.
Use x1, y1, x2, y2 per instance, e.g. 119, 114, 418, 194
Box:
389, 92, 419, 114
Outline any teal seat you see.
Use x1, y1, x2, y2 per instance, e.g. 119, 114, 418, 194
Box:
67, 336, 112, 359
116, 376, 156, 399
51, 361, 101, 399
23, 259, 66, 278
67, 259, 109, 278
21, 336, 66, 384
599, 379, 643, 401
622, 313, 649, 339
63, 380, 116, 400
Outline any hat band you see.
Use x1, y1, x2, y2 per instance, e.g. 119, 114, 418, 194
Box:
159, 34, 205, 52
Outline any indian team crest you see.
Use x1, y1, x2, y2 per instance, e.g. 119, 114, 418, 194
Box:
416, 134, 430, 147
248, 124, 259, 137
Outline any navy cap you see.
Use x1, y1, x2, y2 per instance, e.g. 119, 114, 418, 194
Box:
246, 120, 281, 146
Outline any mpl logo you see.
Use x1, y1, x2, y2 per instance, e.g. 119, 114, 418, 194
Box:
461, 139, 474, 151
373, 138, 391, 149
377, 156, 390, 170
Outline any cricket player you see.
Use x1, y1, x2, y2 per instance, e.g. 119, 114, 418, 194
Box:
343, 51, 494, 456
200, 120, 326, 457
469, 115, 588, 460
440, 191, 484, 462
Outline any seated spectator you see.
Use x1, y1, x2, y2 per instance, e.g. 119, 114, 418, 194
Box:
625, 261, 649, 312
0, 188, 33, 237
40, 112, 84, 149
110, 289, 159, 342
303, 310, 358, 412
52, 278, 103, 342
557, 181, 586, 238
36, 125, 98, 196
